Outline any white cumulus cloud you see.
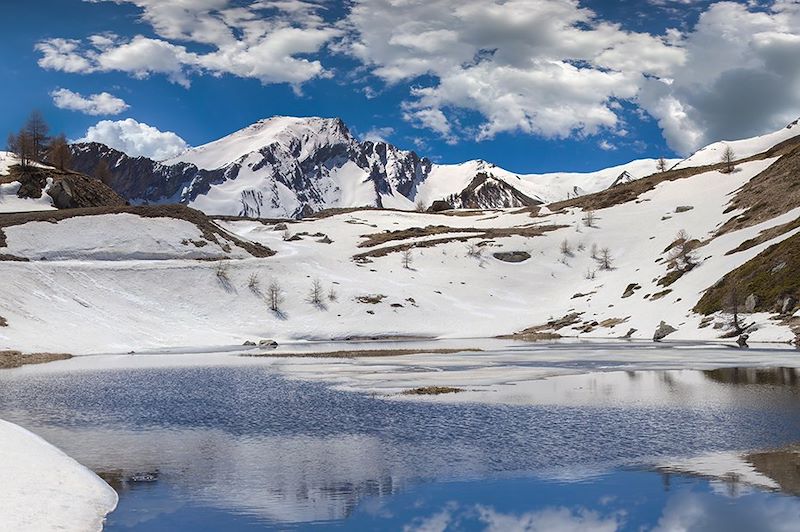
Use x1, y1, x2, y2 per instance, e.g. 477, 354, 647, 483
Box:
50, 88, 130, 116
37, 0, 341, 89
78, 118, 188, 160
341, 0, 684, 143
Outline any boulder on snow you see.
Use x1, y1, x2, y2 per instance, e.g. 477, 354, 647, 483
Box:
621, 328, 637, 339
675, 205, 694, 213
782, 296, 797, 315
744, 294, 759, 313
273, 223, 288, 231
493, 251, 531, 263
736, 334, 750, 348
427, 200, 453, 213
242, 340, 256, 346
622, 283, 641, 298
653, 321, 677, 342
258, 339, 278, 349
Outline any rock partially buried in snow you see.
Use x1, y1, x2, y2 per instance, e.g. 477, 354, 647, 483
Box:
653, 321, 677, 342
493, 251, 531, 263
427, 200, 453, 212
782, 297, 797, 315
242, 340, 256, 346
259, 339, 278, 349
737, 334, 750, 348
745, 294, 759, 313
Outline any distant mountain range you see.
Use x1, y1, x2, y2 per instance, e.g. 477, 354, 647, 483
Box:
67, 116, 677, 218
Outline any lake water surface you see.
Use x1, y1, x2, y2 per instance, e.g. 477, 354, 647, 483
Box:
1, 355, 800, 530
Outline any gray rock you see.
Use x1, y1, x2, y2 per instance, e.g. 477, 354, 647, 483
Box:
427, 200, 453, 212
653, 321, 677, 341
258, 339, 278, 349
273, 223, 288, 231
744, 294, 758, 313
675, 205, 694, 213
782, 296, 797, 314
493, 251, 531, 263
621, 328, 637, 339
242, 340, 257, 346
736, 334, 750, 348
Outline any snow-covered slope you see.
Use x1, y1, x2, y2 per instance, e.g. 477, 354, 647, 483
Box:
0, 418, 117, 531
0, 151, 56, 213
1, 143, 798, 354
675, 118, 800, 169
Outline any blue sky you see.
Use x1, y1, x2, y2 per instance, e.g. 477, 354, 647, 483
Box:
2, 0, 799, 173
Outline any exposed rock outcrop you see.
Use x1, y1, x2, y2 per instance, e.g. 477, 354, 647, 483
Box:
653, 321, 677, 341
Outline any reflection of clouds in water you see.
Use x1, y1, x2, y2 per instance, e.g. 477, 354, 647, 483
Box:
28, 425, 419, 525
654, 490, 800, 532
477, 506, 622, 532
403, 505, 622, 532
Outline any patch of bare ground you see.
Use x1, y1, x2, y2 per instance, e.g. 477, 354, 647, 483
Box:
354, 224, 567, 259
0, 204, 275, 257
717, 146, 800, 237
726, 217, 800, 255
8, 164, 126, 209
243, 348, 482, 358
0, 316, 6, 327
0, 351, 72, 369
500, 312, 582, 340
695, 232, 800, 315
549, 135, 800, 212
356, 294, 386, 304
402, 386, 463, 395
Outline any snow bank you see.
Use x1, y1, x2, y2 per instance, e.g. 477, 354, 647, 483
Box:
0, 181, 56, 213
0, 419, 117, 531
3, 213, 248, 261
675, 118, 799, 169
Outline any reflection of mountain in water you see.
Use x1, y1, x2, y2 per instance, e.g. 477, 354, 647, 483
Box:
703, 367, 800, 386
746, 445, 800, 497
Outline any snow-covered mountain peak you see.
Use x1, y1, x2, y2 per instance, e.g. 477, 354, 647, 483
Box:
164, 116, 355, 171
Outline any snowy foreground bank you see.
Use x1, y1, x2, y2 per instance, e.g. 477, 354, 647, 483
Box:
0, 419, 117, 532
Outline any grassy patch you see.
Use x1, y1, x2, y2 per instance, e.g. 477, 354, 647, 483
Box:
0, 351, 72, 369
726, 216, 800, 255
402, 386, 463, 395
695, 232, 800, 314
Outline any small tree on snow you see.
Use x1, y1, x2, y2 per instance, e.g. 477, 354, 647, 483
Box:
583, 209, 596, 228
657, 157, 668, 173
401, 248, 414, 269
590, 243, 599, 260
559, 238, 573, 257
597, 247, 614, 270
720, 145, 736, 174
415, 199, 426, 212
667, 229, 697, 272
328, 286, 338, 302
307, 279, 324, 306
248, 273, 261, 294
267, 279, 284, 312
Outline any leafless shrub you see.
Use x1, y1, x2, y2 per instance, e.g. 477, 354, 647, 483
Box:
585, 268, 596, 280
415, 199, 426, 212
657, 157, 668, 173
559, 239, 573, 257
583, 209, 596, 228
267, 279, 284, 312
596, 247, 614, 270
720, 145, 736, 174
328, 286, 338, 302
401, 248, 414, 269
248, 273, 260, 292
307, 279, 324, 307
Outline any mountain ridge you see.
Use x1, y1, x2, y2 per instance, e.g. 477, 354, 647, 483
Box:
67, 116, 680, 218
